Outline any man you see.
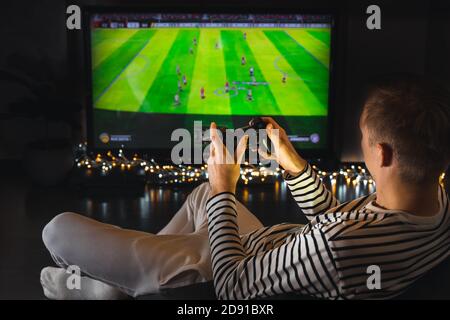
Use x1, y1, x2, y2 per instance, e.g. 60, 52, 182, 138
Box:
200, 87, 205, 99
206, 75, 450, 299
40, 75, 449, 300
247, 88, 253, 101
174, 93, 180, 106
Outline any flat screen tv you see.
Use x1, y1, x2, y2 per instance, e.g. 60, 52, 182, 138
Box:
85, 11, 335, 157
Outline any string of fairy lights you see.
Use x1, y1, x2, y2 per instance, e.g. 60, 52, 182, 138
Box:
74, 143, 446, 187
74, 143, 282, 185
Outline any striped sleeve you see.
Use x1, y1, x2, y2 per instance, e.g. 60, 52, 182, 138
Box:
284, 163, 339, 220
206, 192, 341, 300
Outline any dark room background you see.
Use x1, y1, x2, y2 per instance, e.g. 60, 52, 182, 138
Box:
0, 0, 449, 163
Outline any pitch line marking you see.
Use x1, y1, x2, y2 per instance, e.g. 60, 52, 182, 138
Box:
284, 31, 326, 69
273, 56, 321, 84
94, 35, 154, 103
213, 80, 270, 98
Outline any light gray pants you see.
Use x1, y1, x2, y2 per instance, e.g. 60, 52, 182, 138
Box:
42, 183, 263, 297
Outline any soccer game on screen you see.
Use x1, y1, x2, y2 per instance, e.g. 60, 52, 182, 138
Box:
90, 13, 332, 150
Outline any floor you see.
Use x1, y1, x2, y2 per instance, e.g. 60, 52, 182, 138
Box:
2, 163, 447, 300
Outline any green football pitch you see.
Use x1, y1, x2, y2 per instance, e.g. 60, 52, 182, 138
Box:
92, 28, 330, 117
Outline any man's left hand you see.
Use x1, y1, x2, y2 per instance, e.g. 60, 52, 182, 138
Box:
207, 122, 248, 196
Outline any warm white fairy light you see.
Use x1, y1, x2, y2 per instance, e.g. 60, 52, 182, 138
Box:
71, 143, 392, 187
439, 172, 445, 186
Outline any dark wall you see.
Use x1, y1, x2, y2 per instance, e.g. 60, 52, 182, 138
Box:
341, 0, 450, 161
426, 2, 450, 83
0, 0, 69, 159
0, 0, 448, 162
340, 0, 431, 161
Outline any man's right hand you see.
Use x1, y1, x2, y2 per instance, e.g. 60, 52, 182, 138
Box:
260, 117, 307, 175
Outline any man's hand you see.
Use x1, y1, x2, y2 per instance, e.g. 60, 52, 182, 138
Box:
207, 122, 248, 196
260, 117, 307, 175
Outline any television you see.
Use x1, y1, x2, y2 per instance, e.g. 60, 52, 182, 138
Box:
85, 10, 335, 158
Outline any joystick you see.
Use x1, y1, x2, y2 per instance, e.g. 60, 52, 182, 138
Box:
203, 117, 272, 164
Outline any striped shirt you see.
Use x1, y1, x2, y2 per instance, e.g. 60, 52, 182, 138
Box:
206, 163, 450, 300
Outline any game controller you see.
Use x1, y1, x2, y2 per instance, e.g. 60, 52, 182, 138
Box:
203, 117, 272, 163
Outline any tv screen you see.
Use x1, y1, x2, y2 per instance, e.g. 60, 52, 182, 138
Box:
87, 12, 334, 153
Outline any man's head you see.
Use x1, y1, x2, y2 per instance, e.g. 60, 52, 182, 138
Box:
360, 74, 450, 185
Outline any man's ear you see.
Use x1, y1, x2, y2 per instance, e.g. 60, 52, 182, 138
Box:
376, 143, 393, 167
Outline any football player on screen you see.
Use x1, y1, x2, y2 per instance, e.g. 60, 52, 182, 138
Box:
200, 87, 205, 99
